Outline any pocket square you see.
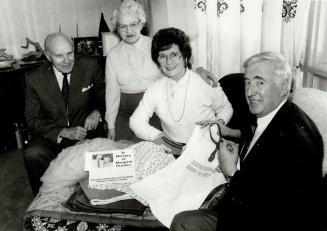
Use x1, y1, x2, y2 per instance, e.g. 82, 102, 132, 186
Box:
82, 84, 93, 92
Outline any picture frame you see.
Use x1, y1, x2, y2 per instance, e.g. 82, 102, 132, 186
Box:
73, 37, 99, 56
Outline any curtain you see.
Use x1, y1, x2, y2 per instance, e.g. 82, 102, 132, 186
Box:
304, 0, 327, 90
0, 0, 121, 59
193, 0, 311, 80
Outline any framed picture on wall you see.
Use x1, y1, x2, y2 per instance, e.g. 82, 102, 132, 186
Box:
74, 37, 99, 56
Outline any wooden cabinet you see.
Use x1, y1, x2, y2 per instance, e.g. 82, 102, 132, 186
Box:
0, 61, 43, 152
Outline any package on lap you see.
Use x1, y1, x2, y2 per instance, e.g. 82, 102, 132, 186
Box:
130, 125, 229, 227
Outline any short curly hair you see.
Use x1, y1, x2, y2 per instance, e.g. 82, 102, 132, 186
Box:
151, 27, 192, 69
110, 0, 146, 32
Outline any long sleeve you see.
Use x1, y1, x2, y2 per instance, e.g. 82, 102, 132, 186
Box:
105, 53, 121, 129
212, 83, 233, 124
129, 85, 162, 141
24, 72, 64, 142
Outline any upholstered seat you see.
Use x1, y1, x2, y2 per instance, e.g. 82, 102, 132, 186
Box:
218, 73, 252, 130
290, 87, 327, 177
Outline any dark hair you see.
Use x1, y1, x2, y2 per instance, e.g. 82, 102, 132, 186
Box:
151, 27, 192, 69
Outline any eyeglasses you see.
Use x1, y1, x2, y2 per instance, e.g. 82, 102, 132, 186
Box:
118, 21, 141, 32
157, 52, 182, 63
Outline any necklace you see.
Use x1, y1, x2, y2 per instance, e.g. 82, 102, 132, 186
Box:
166, 71, 190, 122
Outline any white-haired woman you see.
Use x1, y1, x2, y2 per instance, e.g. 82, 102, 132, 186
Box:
105, 0, 161, 141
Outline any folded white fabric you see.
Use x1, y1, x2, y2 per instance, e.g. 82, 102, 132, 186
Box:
40, 138, 132, 194
130, 125, 227, 227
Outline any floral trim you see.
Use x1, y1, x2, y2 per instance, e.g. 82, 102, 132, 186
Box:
282, 0, 297, 23
240, 0, 245, 13
194, 0, 207, 12
30, 217, 124, 231
217, 0, 229, 17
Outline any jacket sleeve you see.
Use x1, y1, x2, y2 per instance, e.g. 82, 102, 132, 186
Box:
24, 72, 64, 142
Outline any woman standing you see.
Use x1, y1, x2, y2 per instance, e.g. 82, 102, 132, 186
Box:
105, 0, 161, 141
130, 27, 233, 155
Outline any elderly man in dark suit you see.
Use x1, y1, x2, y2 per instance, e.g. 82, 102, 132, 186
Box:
24, 32, 106, 196
170, 52, 324, 231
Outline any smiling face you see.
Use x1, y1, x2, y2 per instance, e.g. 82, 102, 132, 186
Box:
45, 35, 75, 74
244, 61, 285, 118
157, 44, 186, 81
117, 13, 142, 45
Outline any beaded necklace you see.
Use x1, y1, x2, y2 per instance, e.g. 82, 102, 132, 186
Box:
166, 71, 190, 122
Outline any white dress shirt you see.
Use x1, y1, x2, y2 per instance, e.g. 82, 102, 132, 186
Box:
105, 35, 160, 129
130, 69, 233, 143
244, 99, 287, 159
53, 66, 71, 89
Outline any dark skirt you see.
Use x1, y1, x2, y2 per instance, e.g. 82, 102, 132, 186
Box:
115, 92, 162, 141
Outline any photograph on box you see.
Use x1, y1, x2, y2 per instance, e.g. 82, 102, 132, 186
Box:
85, 149, 136, 187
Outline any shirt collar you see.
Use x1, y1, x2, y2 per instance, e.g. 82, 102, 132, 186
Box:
256, 99, 287, 132
121, 34, 145, 51
167, 68, 189, 86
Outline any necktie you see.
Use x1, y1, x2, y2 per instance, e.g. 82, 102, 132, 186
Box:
240, 120, 257, 162
62, 73, 69, 108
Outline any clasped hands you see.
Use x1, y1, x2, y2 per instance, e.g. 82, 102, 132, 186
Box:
60, 110, 101, 141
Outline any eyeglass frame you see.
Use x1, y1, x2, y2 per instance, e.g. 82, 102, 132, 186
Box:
117, 21, 142, 32
157, 52, 182, 64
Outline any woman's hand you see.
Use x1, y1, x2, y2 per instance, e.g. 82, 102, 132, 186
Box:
196, 67, 218, 87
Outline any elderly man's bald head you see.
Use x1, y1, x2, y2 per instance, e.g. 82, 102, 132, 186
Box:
44, 32, 75, 73
44, 32, 73, 53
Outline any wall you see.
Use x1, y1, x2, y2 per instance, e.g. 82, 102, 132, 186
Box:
0, 0, 121, 59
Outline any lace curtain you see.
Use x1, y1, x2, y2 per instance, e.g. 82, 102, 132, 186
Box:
305, 1, 327, 70
0, 0, 122, 59
192, 0, 311, 81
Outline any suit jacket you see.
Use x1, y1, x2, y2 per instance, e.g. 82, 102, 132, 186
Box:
24, 56, 105, 146
217, 101, 324, 231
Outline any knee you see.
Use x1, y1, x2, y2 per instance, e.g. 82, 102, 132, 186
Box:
24, 145, 45, 163
170, 211, 192, 231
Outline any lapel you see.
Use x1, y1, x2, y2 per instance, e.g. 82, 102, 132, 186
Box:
44, 64, 67, 115
69, 59, 84, 109
241, 102, 289, 165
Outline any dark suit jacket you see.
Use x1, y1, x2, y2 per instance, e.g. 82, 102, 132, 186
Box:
217, 101, 324, 231
24, 56, 105, 146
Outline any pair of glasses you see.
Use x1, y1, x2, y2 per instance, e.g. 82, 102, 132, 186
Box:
118, 21, 141, 32
208, 123, 223, 162
157, 52, 182, 63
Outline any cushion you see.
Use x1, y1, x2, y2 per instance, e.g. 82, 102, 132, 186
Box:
290, 88, 327, 176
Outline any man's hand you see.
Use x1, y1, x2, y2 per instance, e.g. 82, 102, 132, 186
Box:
108, 128, 115, 140
60, 126, 87, 140
84, 110, 101, 131
196, 67, 218, 87
218, 139, 238, 179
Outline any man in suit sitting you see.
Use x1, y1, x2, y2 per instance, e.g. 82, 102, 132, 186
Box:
24, 32, 106, 196
170, 52, 324, 231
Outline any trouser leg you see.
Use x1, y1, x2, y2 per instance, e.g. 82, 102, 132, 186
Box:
170, 209, 218, 231
23, 137, 61, 196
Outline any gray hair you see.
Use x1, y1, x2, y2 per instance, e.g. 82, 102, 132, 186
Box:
44, 32, 73, 53
110, 0, 146, 32
243, 51, 292, 91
